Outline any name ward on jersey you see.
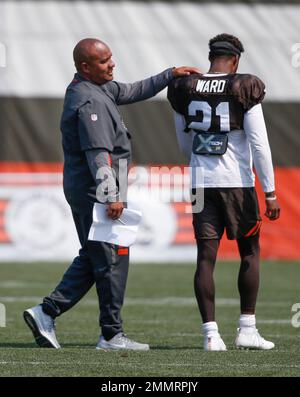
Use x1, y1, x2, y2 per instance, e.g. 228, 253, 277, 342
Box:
196, 79, 226, 93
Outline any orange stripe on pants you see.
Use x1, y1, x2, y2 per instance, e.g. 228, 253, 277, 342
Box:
245, 221, 261, 237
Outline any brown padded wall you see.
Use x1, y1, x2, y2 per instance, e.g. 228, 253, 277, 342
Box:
0, 97, 299, 166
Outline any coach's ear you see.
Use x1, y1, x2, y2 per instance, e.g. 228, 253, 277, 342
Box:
81, 62, 90, 74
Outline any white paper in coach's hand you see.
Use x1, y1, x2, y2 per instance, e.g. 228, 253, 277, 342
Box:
88, 203, 142, 247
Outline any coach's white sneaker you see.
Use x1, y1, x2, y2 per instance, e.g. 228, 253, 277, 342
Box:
235, 328, 275, 350
204, 333, 227, 351
23, 305, 60, 349
96, 333, 150, 351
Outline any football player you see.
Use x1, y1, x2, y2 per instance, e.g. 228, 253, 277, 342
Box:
168, 33, 280, 351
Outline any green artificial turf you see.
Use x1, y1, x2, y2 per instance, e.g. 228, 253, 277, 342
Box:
0, 261, 299, 376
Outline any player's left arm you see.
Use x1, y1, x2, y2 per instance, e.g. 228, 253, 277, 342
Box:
244, 104, 280, 221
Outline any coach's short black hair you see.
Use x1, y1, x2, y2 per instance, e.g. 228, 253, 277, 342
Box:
209, 33, 244, 60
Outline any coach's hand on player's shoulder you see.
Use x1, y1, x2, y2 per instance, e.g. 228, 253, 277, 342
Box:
264, 195, 280, 221
107, 201, 124, 220
172, 66, 201, 77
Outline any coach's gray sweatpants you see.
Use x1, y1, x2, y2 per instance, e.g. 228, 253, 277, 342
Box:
42, 208, 129, 341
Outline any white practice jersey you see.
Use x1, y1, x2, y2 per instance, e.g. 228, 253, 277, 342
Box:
174, 104, 275, 192
168, 72, 275, 193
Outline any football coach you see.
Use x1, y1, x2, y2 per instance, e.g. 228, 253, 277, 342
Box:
23, 38, 199, 350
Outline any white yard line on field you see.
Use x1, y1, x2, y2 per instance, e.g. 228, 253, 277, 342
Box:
0, 296, 292, 308
0, 281, 47, 288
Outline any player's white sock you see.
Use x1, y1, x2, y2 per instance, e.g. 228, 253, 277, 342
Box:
236, 315, 274, 350
239, 314, 256, 332
202, 321, 226, 351
203, 321, 219, 336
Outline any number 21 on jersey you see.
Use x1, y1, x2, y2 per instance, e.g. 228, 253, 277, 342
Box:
188, 101, 230, 132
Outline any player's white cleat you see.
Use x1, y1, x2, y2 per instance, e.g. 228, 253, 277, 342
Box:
96, 333, 150, 351
204, 333, 227, 351
23, 305, 61, 349
235, 328, 275, 350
